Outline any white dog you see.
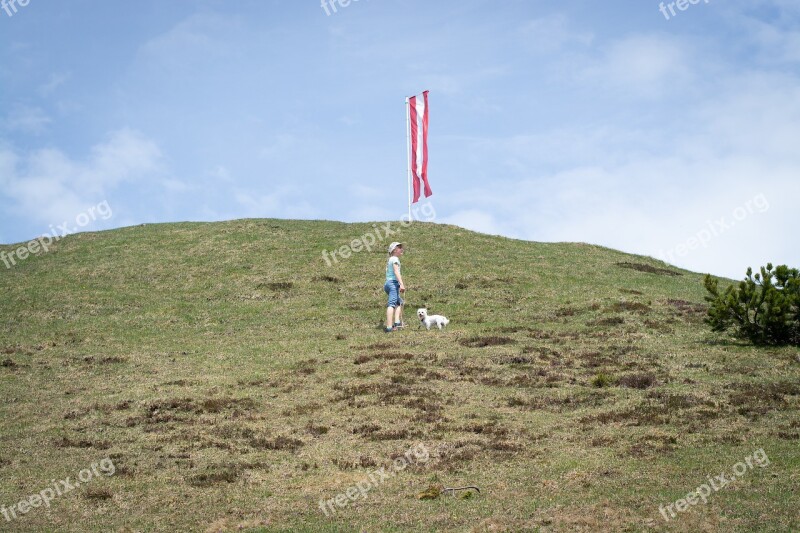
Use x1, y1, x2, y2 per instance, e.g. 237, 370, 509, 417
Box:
417, 308, 449, 330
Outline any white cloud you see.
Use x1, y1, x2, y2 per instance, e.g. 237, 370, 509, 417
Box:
1, 129, 164, 227
695, 72, 800, 160
414, 67, 509, 97
234, 187, 320, 220
161, 179, 192, 192
210, 165, 233, 183
347, 206, 394, 222
441, 210, 507, 237
235, 191, 278, 214
517, 14, 593, 54
581, 34, 692, 98
4, 105, 52, 135
258, 134, 298, 159
38, 72, 70, 97
137, 13, 244, 71
434, 67, 800, 279
728, 0, 800, 64
349, 185, 384, 201
80, 129, 162, 192
748, 20, 800, 63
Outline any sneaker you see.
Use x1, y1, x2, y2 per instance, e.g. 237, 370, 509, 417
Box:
384, 326, 397, 333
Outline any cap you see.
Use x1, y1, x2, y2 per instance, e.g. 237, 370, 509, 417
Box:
388, 242, 403, 254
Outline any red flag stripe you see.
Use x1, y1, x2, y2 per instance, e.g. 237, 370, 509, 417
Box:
409, 95, 421, 203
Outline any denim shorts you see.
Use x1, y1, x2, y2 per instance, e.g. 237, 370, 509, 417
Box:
384, 280, 404, 308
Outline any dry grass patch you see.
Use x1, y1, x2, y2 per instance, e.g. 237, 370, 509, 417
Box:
615, 261, 682, 276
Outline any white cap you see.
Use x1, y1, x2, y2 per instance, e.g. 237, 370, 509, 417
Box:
388, 242, 403, 254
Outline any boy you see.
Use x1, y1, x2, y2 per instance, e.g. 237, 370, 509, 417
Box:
384, 242, 405, 332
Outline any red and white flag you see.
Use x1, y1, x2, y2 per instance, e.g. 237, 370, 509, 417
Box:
408, 90, 432, 203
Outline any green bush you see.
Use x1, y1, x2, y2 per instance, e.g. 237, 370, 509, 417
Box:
704, 264, 800, 346
591, 372, 615, 388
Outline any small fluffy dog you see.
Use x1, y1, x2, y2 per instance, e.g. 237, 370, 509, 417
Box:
417, 308, 449, 330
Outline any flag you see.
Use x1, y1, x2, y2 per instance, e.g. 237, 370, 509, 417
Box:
408, 90, 432, 203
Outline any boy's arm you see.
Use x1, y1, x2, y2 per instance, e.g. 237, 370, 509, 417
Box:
393, 263, 405, 291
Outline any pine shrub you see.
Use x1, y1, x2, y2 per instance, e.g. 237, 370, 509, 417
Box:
704, 264, 800, 346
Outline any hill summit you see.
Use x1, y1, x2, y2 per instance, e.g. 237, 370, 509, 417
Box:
0, 219, 797, 532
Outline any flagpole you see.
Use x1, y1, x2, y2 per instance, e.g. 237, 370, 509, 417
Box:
405, 97, 412, 224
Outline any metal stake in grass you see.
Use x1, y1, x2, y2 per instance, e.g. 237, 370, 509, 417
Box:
443, 485, 480, 497
418, 485, 481, 500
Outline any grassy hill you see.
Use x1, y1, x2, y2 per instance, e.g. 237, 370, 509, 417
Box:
0, 219, 798, 532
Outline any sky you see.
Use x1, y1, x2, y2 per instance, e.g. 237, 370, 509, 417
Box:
1, 0, 799, 279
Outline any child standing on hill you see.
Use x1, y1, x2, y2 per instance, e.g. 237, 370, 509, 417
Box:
384, 242, 405, 332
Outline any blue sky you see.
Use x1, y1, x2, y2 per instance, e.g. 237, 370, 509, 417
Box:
1, 0, 799, 279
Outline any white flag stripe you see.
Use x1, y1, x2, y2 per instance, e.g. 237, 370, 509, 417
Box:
414, 97, 426, 177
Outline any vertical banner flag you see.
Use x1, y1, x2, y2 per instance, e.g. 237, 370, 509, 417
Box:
408, 90, 432, 203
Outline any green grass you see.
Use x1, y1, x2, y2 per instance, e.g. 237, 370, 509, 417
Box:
0, 219, 798, 532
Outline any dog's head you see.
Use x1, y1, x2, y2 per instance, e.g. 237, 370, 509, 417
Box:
417, 308, 428, 320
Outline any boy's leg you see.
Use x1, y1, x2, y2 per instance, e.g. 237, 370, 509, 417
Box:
386, 306, 395, 329
393, 291, 404, 326
384, 282, 395, 329
385, 282, 401, 330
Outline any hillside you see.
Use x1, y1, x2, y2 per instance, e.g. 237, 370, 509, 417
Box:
0, 219, 798, 532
